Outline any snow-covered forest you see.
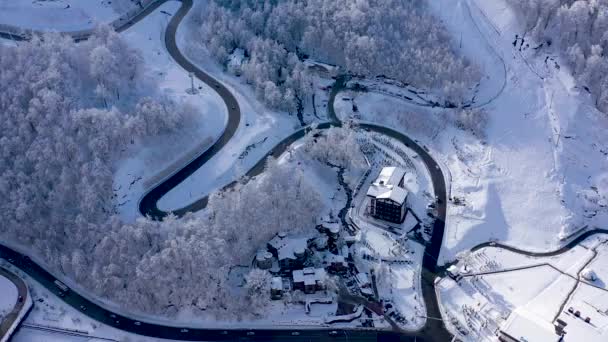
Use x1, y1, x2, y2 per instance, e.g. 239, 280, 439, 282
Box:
508, 0, 608, 113
302, 125, 368, 171
188, 0, 480, 110
0, 26, 194, 237
0, 28, 364, 317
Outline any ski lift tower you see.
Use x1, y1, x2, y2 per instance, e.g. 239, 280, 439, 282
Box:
186, 71, 199, 95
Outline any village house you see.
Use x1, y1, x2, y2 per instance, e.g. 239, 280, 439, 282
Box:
267, 232, 309, 270
292, 267, 326, 294
327, 254, 348, 274
366, 167, 409, 223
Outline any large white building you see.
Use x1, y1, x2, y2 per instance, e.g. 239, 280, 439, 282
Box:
366, 167, 408, 223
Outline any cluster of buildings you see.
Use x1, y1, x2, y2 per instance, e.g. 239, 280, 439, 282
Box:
254, 216, 350, 299
251, 166, 415, 310
254, 214, 377, 303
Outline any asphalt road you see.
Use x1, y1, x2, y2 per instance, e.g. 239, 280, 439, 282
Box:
471, 228, 608, 257
3, 2, 606, 341
138, 0, 241, 220
0, 267, 29, 340
0, 0, 170, 41
1, 243, 416, 341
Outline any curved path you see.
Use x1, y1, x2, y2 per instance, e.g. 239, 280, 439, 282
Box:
0, 0, 169, 41
2, 0, 452, 341
471, 229, 608, 257
138, 0, 240, 220
0, 267, 29, 341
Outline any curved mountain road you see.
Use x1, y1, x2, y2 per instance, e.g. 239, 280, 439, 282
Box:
138, 0, 240, 220
471, 229, 608, 257
0, 267, 29, 340
0, 0, 170, 41
1, 0, 456, 340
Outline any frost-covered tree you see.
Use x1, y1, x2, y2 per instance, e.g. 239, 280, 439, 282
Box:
302, 125, 368, 171
509, 0, 608, 113
189, 0, 479, 109
244, 269, 272, 315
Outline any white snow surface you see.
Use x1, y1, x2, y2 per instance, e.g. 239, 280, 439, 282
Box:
0, 273, 17, 317
437, 0, 608, 260
439, 234, 608, 341
155, 9, 302, 212
0, 0, 126, 31
336, 0, 608, 263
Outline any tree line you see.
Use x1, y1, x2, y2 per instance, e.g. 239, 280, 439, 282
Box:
0, 29, 369, 319
188, 0, 480, 110
509, 0, 608, 113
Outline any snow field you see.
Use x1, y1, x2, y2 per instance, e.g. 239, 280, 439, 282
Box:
0, 0, 120, 31
0, 274, 17, 318
155, 8, 308, 212
441, 234, 608, 341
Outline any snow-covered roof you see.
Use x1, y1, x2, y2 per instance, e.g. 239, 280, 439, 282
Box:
271, 277, 283, 290
328, 254, 345, 264
558, 300, 607, 342
277, 237, 308, 261
268, 233, 308, 261
356, 272, 371, 287
340, 245, 350, 258
367, 167, 408, 204
316, 215, 339, 226
500, 309, 560, 342
447, 265, 459, 275
293, 268, 326, 284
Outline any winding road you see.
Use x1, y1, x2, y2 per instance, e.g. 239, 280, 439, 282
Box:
472, 229, 608, 257
138, 0, 241, 220
1, 1, 453, 339
0, 267, 29, 341
0, 0, 571, 341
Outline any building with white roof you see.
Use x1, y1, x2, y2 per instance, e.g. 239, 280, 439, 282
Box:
498, 308, 560, 342
267, 233, 309, 270
292, 267, 326, 294
366, 167, 408, 223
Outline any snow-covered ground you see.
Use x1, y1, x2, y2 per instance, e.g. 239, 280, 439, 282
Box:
3, 136, 383, 331
343, 133, 436, 331
0, 273, 17, 319
112, 1, 227, 222
155, 10, 318, 212
0, 0, 130, 31
438, 234, 608, 341
352, 225, 426, 330
0, 260, 176, 342
438, 0, 608, 260
336, 0, 608, 264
